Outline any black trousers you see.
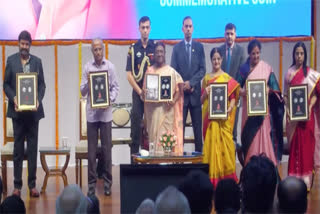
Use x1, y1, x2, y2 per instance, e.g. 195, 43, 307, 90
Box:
183, 103, 203, 152
12, 118, 39, 189
233, 99, 241, 144
87, 121, 112, 189
130, 91, 144, 155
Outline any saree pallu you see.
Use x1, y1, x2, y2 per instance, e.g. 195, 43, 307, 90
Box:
237, 60, 284, 166
284, 66, 320, 188
144, 65, 184, 155
201, 72, 240, 188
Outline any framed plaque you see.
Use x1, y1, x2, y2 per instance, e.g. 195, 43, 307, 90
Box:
145, 73, 159, 102
246, 79, 268, 116
209, 83, 228, 119
159, 75, 173, 101
288, 84, 308, 121
16, 72, 38, 111
89, 71, 110, 108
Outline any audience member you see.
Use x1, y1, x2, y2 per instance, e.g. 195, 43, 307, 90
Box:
240, 154, 277, 213
136, 198, 155, 214
154, 186, 190, 214
214, 179, 240, 214
87, 194, 100, 214
178, 170, 214, 213
278, 176, 308, 214
56, 184, 88, 214
0, 195, 26, 213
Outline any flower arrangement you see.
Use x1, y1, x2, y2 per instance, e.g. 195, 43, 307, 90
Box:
158, 131, 177, 153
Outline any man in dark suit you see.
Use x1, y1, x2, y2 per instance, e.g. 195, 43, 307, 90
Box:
3, 30, 46, 197
219, 23, 246, 164
219, 23, 246, 79
171, 16, 206, 152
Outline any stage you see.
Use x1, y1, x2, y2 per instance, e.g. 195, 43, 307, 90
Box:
1, 161, 320, 214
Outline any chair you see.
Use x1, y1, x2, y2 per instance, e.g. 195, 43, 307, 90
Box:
75, 99, 132, 188
1, 100, 28, 194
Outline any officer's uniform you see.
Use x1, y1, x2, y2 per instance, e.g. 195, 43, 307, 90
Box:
126, 39, 155, 155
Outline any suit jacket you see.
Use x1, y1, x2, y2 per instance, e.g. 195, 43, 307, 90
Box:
219, 43, 246, 79
3, 53, 46, 121
171, 40, 206, 106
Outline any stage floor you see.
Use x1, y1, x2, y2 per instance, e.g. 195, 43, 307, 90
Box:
1, 161, 320, 214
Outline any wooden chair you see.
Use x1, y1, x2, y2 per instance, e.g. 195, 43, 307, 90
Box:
75, 99, 132, 188
1, 100, 28, 194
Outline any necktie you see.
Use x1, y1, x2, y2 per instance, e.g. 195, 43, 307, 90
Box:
186, 43, 191, 67
226, 47, 231, 73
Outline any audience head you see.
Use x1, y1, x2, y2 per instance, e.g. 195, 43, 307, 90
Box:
56, 184, 88, 214
155, 185, 191, 214
277, 176, 307, 214
87, 194, 100, 214
247, 39, 261, 67
240, 154, 277, 213
0, 195, 26, 214
136, 198, 155, 214
214, 179, 240, 214
178, 170, 213, 214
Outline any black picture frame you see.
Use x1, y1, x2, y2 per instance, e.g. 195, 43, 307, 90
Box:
159, 75, 173, 101
16, 72, 38, 111
246, 79, 268, 116
209, 83, 228, 119
289, 84, 309, 121
89, 71, 110, 108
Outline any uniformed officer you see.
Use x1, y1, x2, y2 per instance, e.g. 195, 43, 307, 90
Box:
126, 16, 156, 157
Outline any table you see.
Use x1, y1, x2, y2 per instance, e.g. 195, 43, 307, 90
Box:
39, 147, 70, 193
132, 152, 203, 164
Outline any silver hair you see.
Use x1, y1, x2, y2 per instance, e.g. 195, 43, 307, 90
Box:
91, 38, 104, 49
155, 186, 191, 214
56, 184, 88, 214
136, 198, 155, 214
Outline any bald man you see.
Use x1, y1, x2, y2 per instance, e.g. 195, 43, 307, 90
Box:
277, 176, 308, 214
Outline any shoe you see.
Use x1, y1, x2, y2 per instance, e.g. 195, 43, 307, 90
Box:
87, 187, 95, 197
29, 188, 40, 197
12, 189, 21, 197
104, 188, 111, 196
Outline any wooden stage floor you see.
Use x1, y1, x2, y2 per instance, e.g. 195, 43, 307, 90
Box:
1, 162, 320, 214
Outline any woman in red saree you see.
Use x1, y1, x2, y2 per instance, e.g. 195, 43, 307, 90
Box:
284, 42, 320, 190
201, 48, 240, 187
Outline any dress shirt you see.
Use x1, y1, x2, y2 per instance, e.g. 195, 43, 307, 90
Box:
225, 42, 235, 59
80, 58, 119, 123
